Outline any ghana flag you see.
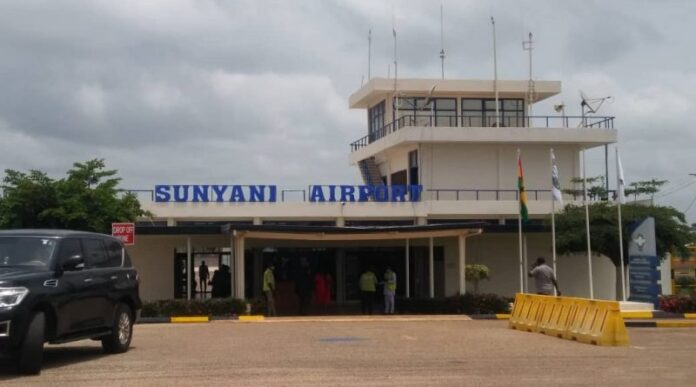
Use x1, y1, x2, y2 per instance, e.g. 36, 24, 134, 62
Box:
517, 151, 528, 222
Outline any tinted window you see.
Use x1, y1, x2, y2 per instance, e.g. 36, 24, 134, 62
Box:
82, 238, 110, 268
0, 237, 58, 268
105, 240, 124, 268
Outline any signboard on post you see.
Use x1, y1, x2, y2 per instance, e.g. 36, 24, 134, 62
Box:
627, 217, 660, 307
112, 222, 135, 246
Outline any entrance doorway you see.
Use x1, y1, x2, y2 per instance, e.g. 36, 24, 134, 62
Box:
173, 248, 231, 299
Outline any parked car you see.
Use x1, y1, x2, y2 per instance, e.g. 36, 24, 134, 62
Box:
0, 229, 141, 374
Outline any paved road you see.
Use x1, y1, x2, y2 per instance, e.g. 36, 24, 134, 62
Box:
1, 318, 695, 386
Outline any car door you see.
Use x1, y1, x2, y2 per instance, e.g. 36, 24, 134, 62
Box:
78, 238, 114, 329
54, 237, 93, 335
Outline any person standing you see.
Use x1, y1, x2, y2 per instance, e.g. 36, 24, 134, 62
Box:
359, 267, 378, 315
383, 266, 397, 314
199, 261, 210, 295
263, 263, 277, 316
528, 257, 561, 296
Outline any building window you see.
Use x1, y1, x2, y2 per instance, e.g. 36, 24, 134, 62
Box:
408, 150, 419, 185
368, 100, 385, 142
394, 97, 457, 127
461, 98, 525, 127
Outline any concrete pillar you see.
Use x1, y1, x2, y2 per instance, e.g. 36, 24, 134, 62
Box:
416, 217, 428, 226
458, 234, 466, 295
405, 239, 410, 298
234, 236, 246, 299
230, 233, 235, 298
253, 217, 263, 226
167, 218, 176, 226
336, 249, 346, 303
186, 237, 192, 300
429, 237, 434, 298
336, 217, 345, 227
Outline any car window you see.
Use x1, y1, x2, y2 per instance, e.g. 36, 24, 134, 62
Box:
105, 240, 124, 268
82, 238, 110, 269
0, 237, 57, 268
57, 238, 83, 265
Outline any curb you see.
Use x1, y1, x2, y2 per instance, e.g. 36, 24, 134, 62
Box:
137, 315, 262, 324
626, 320, 696, 328
621, 311, 696, 319
469, 314, 510, 320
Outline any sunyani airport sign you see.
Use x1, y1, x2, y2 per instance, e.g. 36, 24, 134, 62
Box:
154, 184, 423, 203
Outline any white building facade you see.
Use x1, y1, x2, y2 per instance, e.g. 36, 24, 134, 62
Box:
128, 78, 619, 310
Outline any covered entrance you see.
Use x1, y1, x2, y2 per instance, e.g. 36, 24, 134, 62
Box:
146, 223, 482, 315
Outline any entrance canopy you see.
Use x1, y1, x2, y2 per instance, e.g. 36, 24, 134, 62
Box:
221, 223, 483, 241
136, 223, 484, 301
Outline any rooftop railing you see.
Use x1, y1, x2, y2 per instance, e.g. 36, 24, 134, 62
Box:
350, 113, 615, 151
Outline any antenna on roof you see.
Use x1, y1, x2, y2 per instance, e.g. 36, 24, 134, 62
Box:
580, 90, 612, 191
367, 28, 372, 81
491, 16, 499, 127
522, 32, 535, 118
440, 1, 445, 79
392, 6, 399, 108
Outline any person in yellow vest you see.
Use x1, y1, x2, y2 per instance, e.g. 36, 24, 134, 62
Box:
383, 266, 397, 314
263, 264, 276, 317
359, 266, 378, 315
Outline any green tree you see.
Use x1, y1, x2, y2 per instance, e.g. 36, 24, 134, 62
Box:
0, 159, 148, 233
550, 202, 694, 266
625, 179, 668, 203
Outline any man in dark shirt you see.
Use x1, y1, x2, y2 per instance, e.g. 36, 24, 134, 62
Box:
199, 261, 210, 295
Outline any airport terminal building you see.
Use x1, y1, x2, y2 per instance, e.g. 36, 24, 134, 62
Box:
127, 78, 619, 312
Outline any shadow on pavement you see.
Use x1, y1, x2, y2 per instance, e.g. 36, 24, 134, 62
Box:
0, 344, 131, 379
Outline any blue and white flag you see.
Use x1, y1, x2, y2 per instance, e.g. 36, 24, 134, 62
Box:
550, 149, 563, 205
617, 149, 626, 204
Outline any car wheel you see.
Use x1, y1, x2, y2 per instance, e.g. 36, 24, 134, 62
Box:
17, 312, 45, 375
101, 303, 133, 354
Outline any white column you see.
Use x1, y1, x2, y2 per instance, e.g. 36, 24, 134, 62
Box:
458, 234, 466, 295
236, 236, 246, 299
405, 239, 410, 298
186, 237, 192, 300
230, 233, 235, 298
429, 237, 434, 298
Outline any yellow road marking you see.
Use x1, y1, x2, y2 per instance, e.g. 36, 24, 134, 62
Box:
170, 316, 209, 323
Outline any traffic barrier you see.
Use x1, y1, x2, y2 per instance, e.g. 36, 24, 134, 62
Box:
509, 293, 629, 346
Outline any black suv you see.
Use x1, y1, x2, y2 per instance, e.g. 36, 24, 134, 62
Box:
0, 229, 141, 374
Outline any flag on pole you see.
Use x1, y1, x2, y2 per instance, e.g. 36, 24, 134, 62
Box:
517, 150, 529, 222
617, 150, 626, 204
550, 149, 563, 205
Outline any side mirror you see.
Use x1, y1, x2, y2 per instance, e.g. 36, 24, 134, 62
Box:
62, 254, 85, 271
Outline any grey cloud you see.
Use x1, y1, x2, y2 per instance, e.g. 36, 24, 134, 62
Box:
0, 0, 695, 221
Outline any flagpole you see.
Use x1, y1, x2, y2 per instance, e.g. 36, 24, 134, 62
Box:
616, 147, 627, 301
582, 148, 594, 298
517, 149, 524, 293
550, 150, 558, 295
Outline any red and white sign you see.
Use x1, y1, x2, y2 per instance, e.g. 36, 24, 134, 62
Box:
112, 222, 135, 245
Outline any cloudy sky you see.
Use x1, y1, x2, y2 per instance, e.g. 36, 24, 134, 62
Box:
1, 0, 695, 220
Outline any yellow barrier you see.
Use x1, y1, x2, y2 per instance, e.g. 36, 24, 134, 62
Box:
509, 293, 629, 346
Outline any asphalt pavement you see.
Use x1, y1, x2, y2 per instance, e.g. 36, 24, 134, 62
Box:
1, 318, 695, 386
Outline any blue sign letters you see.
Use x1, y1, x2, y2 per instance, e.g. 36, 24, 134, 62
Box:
154, 185, 423, 203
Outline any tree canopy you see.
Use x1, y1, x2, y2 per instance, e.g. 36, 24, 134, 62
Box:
550, 202, 694, 266
0, 159, 148, 233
